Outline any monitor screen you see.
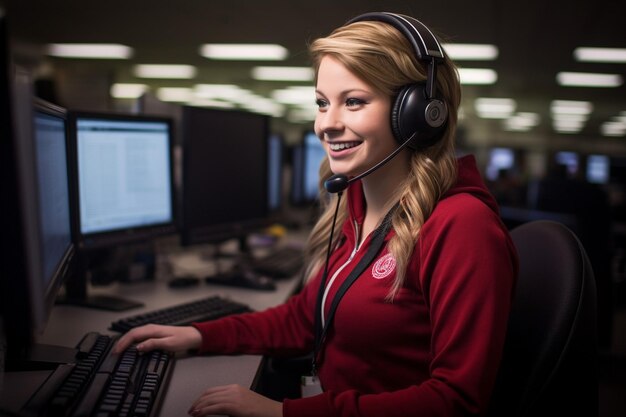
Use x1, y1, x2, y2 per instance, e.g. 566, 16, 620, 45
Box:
68, 112, 176, 249
180, 105, 270, 246
485, 147, 515, 181
555, 151, 579, 177
290, 130, 326, 206
267, 133, 284, 213
586, 154, 610, 184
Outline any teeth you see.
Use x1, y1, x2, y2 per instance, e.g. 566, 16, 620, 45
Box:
329, 141, 360, 151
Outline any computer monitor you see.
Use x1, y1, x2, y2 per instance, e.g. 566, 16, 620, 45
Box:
61, 111, 177, 310
586, 154, 610, 184
0, 37, 78, 367
180, 105, 271, 247
68, 111, 176, 249
267, 132, 285, 214
290, 130, 326, 206
485, 147, 515, 181
555, 151, 579, 177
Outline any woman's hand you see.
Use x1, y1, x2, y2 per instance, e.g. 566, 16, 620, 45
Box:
188, 384, 282, 417
112, 324, 202, 354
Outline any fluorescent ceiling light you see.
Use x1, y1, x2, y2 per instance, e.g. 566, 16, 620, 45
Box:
200, 44, 288, 60
134, 64, 197, 79
194, 84, 255, 102
556, 72, 622, 87
552, 113, 588, 123
47, 43, 133, 59
553, 119, 585, 129
443, 43, 498, 60
550, 100, 593, 115
240, 97, 285, 117
504, 112, 540, 131
110, 83, 148, 99
272, 86, 315, 104
157, 87, 193, 102
553, 121, 583, 133
574, 47, 626, 63
601, 121, 626, 137
252, 66, 314, 81
458, 68, 497, 85
475, 98, 516, 118
189, 98, 236, 109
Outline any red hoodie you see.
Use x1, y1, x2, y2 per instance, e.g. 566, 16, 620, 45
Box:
192, 155, 518, 417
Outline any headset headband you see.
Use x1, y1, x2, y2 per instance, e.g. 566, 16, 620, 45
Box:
346, 12, 445, 99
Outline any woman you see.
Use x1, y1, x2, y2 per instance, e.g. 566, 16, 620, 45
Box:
114, 12, 518, 417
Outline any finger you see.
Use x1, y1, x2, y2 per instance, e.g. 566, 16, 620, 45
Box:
113, 324, 163, 354
188, 385, 233, 412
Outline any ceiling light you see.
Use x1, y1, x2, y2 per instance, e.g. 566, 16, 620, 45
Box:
157, 87, 193, 102
457, 68, 497, 85
556, 72, 622, 87
110, 83, 148, 99
194, 84, 254, 102
272, 86, 315, 104
550, 100, 593, 115
47, 43, 133, 59
601, 121, 626, 137
574, 47, 626, 63
188, 98, 236, 109
474, 98, 516, 118
443, 43, 498, 60
134, 64, 197, 79
252, 66, 314, 81
504, 112, 540, 131
553, 119, 585, 129
200, 44, 288, 60
240, 97, 285, 117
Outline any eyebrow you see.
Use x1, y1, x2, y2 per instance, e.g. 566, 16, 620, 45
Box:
315, 88, 372, 96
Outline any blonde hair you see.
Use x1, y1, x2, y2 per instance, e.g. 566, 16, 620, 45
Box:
304, 19, 462, 300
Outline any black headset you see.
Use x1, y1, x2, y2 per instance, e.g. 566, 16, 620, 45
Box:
346, 12, 449, 150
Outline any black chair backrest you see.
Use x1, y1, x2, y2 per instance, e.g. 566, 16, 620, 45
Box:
488, 220, 598, 417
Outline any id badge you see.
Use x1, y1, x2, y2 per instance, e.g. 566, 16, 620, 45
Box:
301, 375, 323, 397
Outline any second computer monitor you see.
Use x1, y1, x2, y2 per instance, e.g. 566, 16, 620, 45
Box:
180, 105, 271, 246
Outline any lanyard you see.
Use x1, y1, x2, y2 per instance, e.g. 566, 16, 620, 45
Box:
312, 205, 396, 376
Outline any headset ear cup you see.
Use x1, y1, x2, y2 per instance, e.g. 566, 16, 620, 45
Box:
390, 86, 411, 145
390, 83, 448, 150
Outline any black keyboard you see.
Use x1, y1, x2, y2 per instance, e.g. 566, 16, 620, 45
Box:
252, 246, 304, 279
23, 332, 172, 417
110, 295, 252, 333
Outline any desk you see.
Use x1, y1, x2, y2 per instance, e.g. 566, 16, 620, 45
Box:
36, 275, 301, 416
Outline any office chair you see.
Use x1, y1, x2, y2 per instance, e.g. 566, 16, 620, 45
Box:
487, 220, 598, 417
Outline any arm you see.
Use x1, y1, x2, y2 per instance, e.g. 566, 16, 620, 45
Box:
192, 271, 322, 357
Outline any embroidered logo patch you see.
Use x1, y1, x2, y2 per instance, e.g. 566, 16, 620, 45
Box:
372, 253, 396, 279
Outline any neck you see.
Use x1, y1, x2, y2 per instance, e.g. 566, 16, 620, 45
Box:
360, 149, 410, 235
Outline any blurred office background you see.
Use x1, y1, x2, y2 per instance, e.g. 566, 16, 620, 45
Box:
2, 0, 625, 414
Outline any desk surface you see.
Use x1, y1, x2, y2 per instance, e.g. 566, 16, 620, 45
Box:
38, 270, 301, 416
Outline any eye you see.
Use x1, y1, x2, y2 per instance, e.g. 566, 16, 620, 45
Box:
315, 98, 328, 110
346, 97, 366, 107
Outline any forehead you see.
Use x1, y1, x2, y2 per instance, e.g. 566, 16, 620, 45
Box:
316, 55, 371, 92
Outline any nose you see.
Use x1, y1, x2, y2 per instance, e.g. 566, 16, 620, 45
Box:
315, 105, 344, 137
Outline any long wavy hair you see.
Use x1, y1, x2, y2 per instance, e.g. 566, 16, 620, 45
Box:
304, 18, 462, 300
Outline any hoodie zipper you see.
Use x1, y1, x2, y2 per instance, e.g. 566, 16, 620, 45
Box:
320, 219, 361, 327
